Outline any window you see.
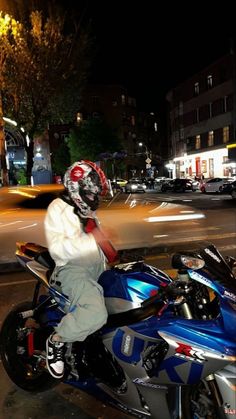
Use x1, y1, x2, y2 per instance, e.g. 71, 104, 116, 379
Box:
76, 112, 82, 123
209, 158, 214, 177
154, 122, 158, 132
196, 108, 199, 123
194, 82, 199, 95
223, 126, 229, 143
209, 102, 212, 118
208, 131, 214, 147
224, 96, 228, 113
112, 100, 118, 107
201, 160, 207, 173
121, 94, 126, 105
207, 75, 213, 89
131, 115, 136, 126
195, 135, 201, 149
223, 156, 229, 176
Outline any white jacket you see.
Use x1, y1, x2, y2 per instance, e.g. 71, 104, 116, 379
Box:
44, 198, 106, 268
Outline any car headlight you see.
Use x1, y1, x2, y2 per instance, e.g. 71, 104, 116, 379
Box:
131, 184, 138, 190
143, 185, 147, 189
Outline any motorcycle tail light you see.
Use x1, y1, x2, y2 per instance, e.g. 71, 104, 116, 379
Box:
181, 255, 205, 270
16, 241, 26, 254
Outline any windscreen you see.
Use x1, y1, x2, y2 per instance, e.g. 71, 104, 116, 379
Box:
199, 244, 236, 294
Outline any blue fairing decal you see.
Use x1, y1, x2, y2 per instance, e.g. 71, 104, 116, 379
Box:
112, 329, 145, 363
127, 279, 158, 302
158, 357, 186, 383
188, 362, 204, 384
157, 356, 204, 384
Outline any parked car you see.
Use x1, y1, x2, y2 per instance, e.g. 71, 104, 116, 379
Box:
161, 178, 195, 192
154, 177, 171, 192
232, 184, 236, 200
111, 178, 128, 192
221, 179, 236, 198
125, 178, 147, 193
201, 177, 234, 193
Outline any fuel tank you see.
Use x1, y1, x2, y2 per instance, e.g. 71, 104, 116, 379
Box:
98, 261, 172, 314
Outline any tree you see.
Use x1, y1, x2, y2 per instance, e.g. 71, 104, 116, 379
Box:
1, 2, 92, 184
51, 140, 70, 176
0, 12, 22, 185
67, 118, 122, 158
66, 118, 123, 177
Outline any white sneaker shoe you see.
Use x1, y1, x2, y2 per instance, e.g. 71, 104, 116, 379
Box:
46, 333, 64, 379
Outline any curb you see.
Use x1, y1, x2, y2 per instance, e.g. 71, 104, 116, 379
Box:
0, 261, 23, 274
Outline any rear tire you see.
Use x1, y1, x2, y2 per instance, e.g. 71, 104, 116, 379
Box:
0, 301, 58, 392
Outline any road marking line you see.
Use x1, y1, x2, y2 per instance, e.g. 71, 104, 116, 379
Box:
0, 221, 23, 228
18, 223, 38, 230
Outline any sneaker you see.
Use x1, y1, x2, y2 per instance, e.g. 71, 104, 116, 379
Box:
46, 333, 65, 379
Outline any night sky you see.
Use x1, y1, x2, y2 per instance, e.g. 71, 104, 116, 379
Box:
63, 1, 235, 111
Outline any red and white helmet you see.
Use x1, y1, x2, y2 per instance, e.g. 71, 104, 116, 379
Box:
63, 160, 108, 216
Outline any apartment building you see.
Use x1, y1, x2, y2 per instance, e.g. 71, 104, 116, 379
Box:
80, 84, 160, 177
166, 52, 236, 178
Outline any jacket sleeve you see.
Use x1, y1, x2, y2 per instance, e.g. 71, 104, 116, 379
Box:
44, 199, 101, 263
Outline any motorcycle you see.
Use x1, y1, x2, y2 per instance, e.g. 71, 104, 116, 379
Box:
0, 241, 236, 419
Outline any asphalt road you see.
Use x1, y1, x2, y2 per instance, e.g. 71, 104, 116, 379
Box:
0, 191, 235, 272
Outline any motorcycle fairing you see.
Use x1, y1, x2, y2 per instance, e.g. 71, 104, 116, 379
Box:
188, 268, 236, 300
104, 312, 236, 386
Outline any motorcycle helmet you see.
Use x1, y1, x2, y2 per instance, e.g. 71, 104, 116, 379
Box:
63, 160, 108, 216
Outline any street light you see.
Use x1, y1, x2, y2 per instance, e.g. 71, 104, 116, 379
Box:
138, 142, 153, 178
138, 142, 152, 160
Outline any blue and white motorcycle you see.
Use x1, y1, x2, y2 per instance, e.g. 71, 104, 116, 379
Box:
0, 241, 236, 419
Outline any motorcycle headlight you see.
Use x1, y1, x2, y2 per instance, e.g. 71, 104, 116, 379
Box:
181, 255, 205, 270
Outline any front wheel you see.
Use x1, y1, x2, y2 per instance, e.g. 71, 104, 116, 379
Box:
181, 381, 227, 419
0, 301, 58, 392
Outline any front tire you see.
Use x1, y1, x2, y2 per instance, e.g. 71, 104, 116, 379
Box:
181, 381, 227, 419
0, 301, 58, 392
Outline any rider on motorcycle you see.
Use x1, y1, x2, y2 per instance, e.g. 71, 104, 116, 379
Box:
44, 160, 118, 379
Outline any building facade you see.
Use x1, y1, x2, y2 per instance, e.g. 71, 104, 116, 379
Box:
78, 84, 161, 178
166, 52, 236, 179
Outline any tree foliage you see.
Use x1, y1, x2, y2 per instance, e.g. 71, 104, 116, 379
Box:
51, 140, 71, 176
67, 118, 122, 163
1, 1, 92, 181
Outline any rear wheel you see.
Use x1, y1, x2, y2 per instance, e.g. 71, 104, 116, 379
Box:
0, 301, 58, 392
181, 381, 226, 419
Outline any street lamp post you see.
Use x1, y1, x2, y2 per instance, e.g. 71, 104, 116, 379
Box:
138, 142, 152, 177
138, 142, 150, 159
